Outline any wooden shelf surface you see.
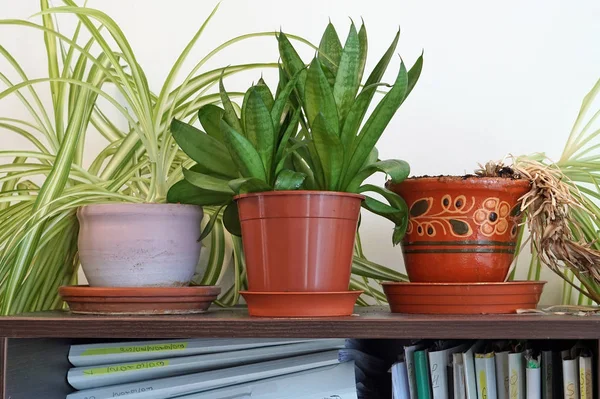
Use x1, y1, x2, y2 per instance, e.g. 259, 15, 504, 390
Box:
0, 307, 599, 339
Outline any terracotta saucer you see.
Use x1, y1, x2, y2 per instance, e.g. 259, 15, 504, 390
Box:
240, 291, 363, 317
59, 285, 221, 315
382, 281, 546, 315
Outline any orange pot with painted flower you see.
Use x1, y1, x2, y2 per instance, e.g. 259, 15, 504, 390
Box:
386, 176, 531, 283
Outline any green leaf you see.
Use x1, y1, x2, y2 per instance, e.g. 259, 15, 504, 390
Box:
198, 203, 228, 242
183, 167, 234, 194
228, 177, 272, 194
170, 119, 238, 178
271, 71, 300, 130
407, 53, 424, 97
341, 61, 409, 190
318, 22, 342, 77
197, 104, 225, 142
347, 159, 410, 192
305, 58, 339, 134
274, 169, 306, 191
333, 24, 361, 125
243, 88, 275, 181
357, 184, 408, 245
311, 113, 343, 190
254, 78, 274, 111
275, 110, 300, 168
167, 179, 232, 206
291, 152, 317, 190
220, 120, 267, 181
277, 32, 307, 99
219, 78, 243, 134
339, 83, 387, 151
275, 139, 307, 176
357, 23, 368, 85
223, 202, 242, 236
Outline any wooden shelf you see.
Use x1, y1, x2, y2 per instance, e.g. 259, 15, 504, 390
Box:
1, 306, 600, 339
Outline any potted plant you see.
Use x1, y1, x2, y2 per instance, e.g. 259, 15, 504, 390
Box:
169, 21, 423, 316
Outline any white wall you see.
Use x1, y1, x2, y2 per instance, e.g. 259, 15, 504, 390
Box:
2, 0, 600, 304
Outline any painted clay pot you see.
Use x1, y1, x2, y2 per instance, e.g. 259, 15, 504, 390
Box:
77, 203, 203, 287
387, 177, 530, 282
235, 191, 364, 292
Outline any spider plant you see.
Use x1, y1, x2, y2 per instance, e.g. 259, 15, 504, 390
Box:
0, 0, 320, 315
169, 21, 420, 299
512, 77, 600, 306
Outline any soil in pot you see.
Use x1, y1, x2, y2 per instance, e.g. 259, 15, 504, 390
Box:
235, 191, 364, 292
387, 176, 530, 283
77, 203, 203, 287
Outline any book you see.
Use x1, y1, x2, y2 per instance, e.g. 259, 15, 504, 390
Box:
474, 350, 497, 399
579, 351, 593, 399
68, 339, 345, 390
561, 349, 579, 399
525, 350, 541, 399
540, 350, 553, 399
66, 350, 341, 399
404, 342, 425, 399
429, 341, 470, 399
68, 338, 311, 367
453, 353, 467, 399
414, 349, 432, 399
391, 361, 410, 399
176, 361, 358, 399
508, 350, 525, 399
494, 351, 509, 399
463, 340, 485, 399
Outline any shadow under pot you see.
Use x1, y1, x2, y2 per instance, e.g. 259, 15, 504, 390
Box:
234, 190, 364, 292
77, 203, 204, 287
386, 176, 531, 283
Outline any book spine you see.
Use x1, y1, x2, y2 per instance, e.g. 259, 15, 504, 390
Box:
414, 350, 432, 399
392, 361, 410, 399
579, 355, 592, 399
508, 352, 525, 399
495, 351, 509, 399
540, 351, 553, 399
453, 353, 467, 399
562, 358, 579, 399
526, 363, 541, 399
405, 345, 422, 399
429, 349, 448, 399
475, 353, 497, 399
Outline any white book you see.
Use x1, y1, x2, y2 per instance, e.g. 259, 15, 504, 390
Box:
494, 351, 509, 399
561, 350, 579, 399
68, 339, 345, 390
176, 361, 358, 399
508, 351, 525, 399
66, 350, 341, 399
68, 338, 310, 367
475, 352, 497, 399
579, 353, 593, 399
463, 340, 485, 399
525, 352, 541, 399
404, 342, 425, 399
429, 342, 470, 399
392, 361, 410, 399
453, 353, 466, 399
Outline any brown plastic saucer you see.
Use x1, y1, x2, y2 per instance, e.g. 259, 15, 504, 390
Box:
240, 290, 363, 317
59, 285, 221, 315
382, 281, 546, 314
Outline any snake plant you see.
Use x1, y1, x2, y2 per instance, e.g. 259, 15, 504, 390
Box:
170, 22, 424, 247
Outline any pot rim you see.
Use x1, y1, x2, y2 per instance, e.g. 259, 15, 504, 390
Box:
381, 281, 546, 286
77, 202, 203, 216
234, 190, 365, 201
386, 176, 531, 189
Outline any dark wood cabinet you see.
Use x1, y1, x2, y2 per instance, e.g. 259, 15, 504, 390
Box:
0, 306, 599, 398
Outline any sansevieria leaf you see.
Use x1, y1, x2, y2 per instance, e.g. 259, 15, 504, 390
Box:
311, 112, 343, 190
243, 88, 275, 181
277, 32, 307, 99
219, 78, 243, 135
220, 120, 267, 181
167, 179, 233, 206
318, 22, 343, 79
333, 24, 361, 125
198, 104, 225, 142
183, 167, 234, 194
228, 177, 272, 195
347, 159, 410, 192
170, 119, 238, 178
274, 169, 306, 190
305, 58, 339, 134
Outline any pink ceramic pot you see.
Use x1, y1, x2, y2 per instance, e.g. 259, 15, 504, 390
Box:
77, 203, 203, 287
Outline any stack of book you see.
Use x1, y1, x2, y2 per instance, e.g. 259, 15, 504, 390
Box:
391, 340, 594, 399
66, 338, 360, 398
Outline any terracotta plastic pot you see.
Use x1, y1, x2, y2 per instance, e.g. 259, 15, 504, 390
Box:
387, 177, 530, 282
235, 191, 364, 292
77, 203, 203, 287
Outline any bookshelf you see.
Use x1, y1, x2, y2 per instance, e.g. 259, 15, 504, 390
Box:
0, 306, 599, 398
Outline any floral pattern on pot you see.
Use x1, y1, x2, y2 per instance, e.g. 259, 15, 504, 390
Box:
407, 195, 475, 238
